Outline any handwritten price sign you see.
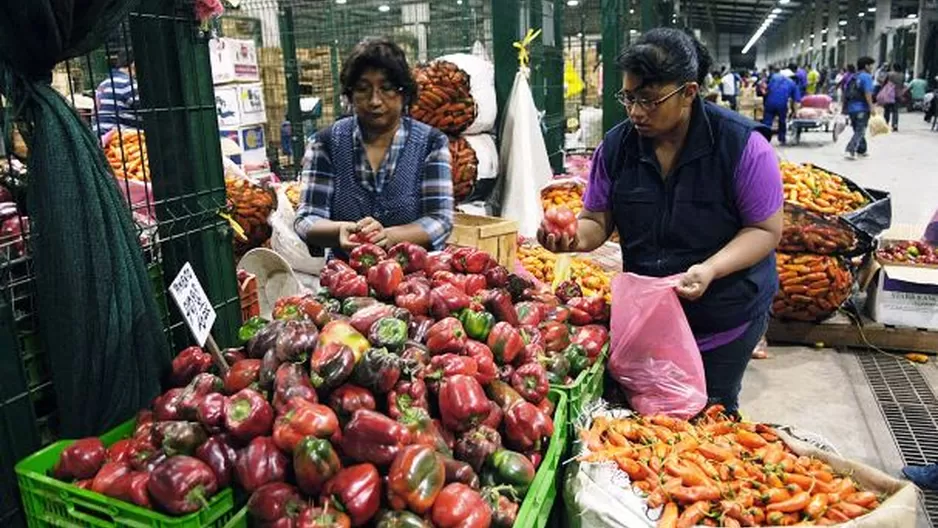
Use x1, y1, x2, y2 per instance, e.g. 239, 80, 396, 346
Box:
168, 262, 217, 347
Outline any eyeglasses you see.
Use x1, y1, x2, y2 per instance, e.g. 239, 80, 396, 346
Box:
615, 83, 688, 112
351, 84, 403, 101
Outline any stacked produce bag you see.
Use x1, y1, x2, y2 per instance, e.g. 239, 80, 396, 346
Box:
225, 175, 276, 257
773, 163, 885, 322
37, 243, 612, 526
412, 54, 498, 204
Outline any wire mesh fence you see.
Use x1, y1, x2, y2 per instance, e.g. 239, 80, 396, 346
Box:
0, 0, 241, 524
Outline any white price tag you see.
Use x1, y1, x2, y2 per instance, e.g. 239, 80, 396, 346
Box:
168, 262, 217, 347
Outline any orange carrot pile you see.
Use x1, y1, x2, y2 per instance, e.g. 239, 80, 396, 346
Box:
780, 163, 867, 215
105, 130, 149, 182
578, 406, 884, 527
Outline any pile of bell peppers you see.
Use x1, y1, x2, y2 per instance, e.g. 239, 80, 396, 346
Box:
49, 243, 610, 527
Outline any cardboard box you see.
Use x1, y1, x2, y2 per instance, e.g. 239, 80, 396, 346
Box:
867, 264, 938, 329
220, 124, 269, 173
209, 38, 259, 85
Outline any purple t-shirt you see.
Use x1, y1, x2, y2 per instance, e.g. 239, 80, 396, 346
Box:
584, 132, 783, 351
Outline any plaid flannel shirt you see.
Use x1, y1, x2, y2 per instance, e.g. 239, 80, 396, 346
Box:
294, 117, 454, 250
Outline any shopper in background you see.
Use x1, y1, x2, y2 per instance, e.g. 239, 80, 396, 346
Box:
540, 28, 783, 414
903, 463, 938, 491
93, 49, 139, 136
881, 63, 906, 131
843, 56, 875, 160
295, 37, 454, 259
907, 72, 928, 111
792, 63, 808, 94
763, 64, 802, 145
721, 68, 738, 110
806, 65, 820, 95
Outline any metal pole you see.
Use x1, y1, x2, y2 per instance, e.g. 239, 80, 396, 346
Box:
602, 0, 624, 133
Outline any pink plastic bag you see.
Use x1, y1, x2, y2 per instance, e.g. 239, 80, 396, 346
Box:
607, 273, 707, 418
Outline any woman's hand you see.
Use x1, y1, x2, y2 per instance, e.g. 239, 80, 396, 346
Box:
676, 263, 716, 301
356, 216, 389, 247
338, 223, 361, 252
537, 225, 578, 253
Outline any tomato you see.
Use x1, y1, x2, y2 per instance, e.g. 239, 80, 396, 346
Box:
543, 207, 577, 238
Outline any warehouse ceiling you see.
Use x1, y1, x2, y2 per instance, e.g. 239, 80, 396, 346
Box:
563, 0, 922, 38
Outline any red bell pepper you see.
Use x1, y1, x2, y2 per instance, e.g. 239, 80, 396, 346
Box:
107, 439, 133, 465
431, 270, 465, 292
53, 437, 107, 480
320, 260, 357, 290
147, 456, 218, 515
328, 384, 377, 424
515, 302, 545, 327
177, 373, 224, 420
395, 279, 431, 316
309, 342, 356, 391
463, 274, 488, 296
455, 425, 502, 473
329, 274, 369, 299
426, 317, 468, 355
152, 388, 185, 421
246, 482, 305, 525
431, 483, 492, 528
168, 346, 213, 387
434, 418, 456, 452
510, 362, 550, 404
106, 471, 151, 508
224, 388, 273, 442
429, 283, 472, 320
342, 409, 412, 467
351, 346, 403, 393
539, 320, 570, 353
272, 363, 318, 414
567, 304, 593, 326
402, 344, 431, 370
463, 340, 497, 386
223, 359, 262, 394
297, 506, 352, 528
486, 322, 524, 365
387, 444, 446, 514
483, 289, 519, 327
318, 320, 370, 364
387, 378, 429, 420
554, 279, 583, 303
484, 265, 509, 288
424, 353, 479, 393
443, 457, 480, 490
222, 347, 247, 365
195, 434, 238, 488
91, 461, 131, 494
544, 305, 571, 324
521, 285, 561, 307
195, 392, 228, 434
74, 479, 94, 490
388, 242, 428, 274
235, 437, 288, 492
484, 380, 525, 411
518, 343, 545, 366
425, 252, 454, 276
572, 324, 609, 361
504, 400, 554, 452
348, 244, 387, 274
568, 295, 608, 322
398, 407, 451, 456
480, 400, 503, 430
367, 260, 404, 300
439, 374, 491, 433
484, 487, 519, 527
273, 398, 341, 453
536, 397, 555, 418
519, 325, 543, 348
451, 247, 495, 274
294, 436, 342, 495
321, 463, 383, 527
127, 437, 164, 473
497, 364, 514, 384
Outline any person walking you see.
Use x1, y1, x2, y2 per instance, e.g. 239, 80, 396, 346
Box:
721, 68, 738, 110
879, 63, 906, 131
843, 56, 875, 160
762, 65, 802, 145
907, 73, 928, 111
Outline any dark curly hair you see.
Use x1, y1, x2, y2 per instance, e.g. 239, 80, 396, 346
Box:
340, 38, 416, 105
616, 28, 713, 88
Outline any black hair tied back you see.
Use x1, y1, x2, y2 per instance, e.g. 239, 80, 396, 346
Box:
617, 28, 712, 88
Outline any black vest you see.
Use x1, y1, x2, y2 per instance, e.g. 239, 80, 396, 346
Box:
602, 98, 778, 334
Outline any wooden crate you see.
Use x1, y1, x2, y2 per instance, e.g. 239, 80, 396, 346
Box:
447, 213, 518, 268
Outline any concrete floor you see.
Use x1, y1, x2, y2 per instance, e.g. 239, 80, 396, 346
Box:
741, 111, 938, 526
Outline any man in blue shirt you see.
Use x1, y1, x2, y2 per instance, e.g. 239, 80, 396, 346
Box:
762, 65, 802, 145
844, 56, 875, 160
93, 49, 140, 136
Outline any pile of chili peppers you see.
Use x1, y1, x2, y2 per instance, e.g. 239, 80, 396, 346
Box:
50, 242, 611, 527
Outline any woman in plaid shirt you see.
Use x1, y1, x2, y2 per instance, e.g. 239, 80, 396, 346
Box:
294, 38, 454, 259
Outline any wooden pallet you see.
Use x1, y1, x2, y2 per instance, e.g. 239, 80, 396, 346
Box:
767, 312, 938, 353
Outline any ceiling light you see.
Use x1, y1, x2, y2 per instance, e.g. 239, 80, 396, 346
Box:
629, 8, 635, 14
335, 0, 346, 4
779, 0, 791, 4
772, 7, 782, 14
630, 29, 638, 34
378, 4, 390, 12
457, 0, 462, 4
577, 32, 583, 37
868, 6, 876, 12
768, 14, 777, 20
838, 20, 847, 26
809, 33, 814, 38
907, 13, 917, 18
809, 46, 814, 50
821, 28, 828, 33
566, 0, 579, 6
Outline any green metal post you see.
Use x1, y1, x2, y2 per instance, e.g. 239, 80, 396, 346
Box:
641, 0, 657, 32
602, 0, 625, 133
543, 0, 565, 172
491, 0, 521, 133
129, 0, 241, 347
279, 4, 305, 177
580, 13, 587, 107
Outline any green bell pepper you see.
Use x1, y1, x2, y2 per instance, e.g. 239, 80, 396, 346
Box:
458, 309, 496, 341
563, 343, 590, 377
368, 317, 408, 351
481, 448, 536, 497
238, 316, 269, 343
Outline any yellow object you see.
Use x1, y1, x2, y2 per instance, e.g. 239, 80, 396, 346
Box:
513, 28, 541, 69
219, 212, 248, 241
564, 60, 585, 98
551, 254, 574, 290
905, 353, 929, 364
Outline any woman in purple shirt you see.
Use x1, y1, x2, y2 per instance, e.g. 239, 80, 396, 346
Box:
538, 29, 783, 414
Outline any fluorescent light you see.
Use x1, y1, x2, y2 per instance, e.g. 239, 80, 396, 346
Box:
779, 0, 791, 4
908, 13, 917, 18
457, 0, 462, 4
838, 20, 847, 26
768, 13, 777, 19
772, 7, 782, 14
378, 4, 390, 12
868, 6, 876, 12
630, 29, 638, 34
566, 0, 579, 6
629, 8, 635, 14
822, 28, 828, 33
335, 0, 346, 3
810, 33, 814, 38
859, 12, 865, 17
577, 32, 583, 37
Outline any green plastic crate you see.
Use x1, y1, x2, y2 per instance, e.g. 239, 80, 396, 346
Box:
15, 419, 241, 528
220, 390, 569, 528
551, 353, 606, 431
